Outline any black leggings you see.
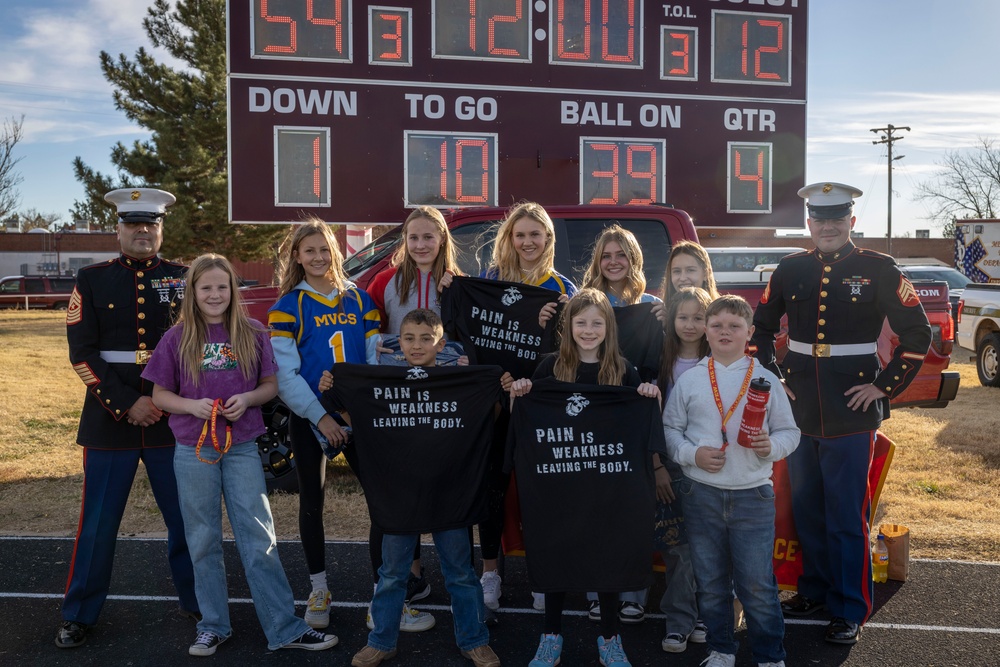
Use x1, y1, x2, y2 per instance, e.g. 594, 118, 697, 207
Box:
544, 591, 620, 639
478, 410, 511, 561
289, 413, 328, 575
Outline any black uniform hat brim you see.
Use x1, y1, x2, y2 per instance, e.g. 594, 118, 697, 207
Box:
808, 203, 854, 220
118, 211, 164, 224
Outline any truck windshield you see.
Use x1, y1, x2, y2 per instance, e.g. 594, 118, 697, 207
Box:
343, 228, 401, 279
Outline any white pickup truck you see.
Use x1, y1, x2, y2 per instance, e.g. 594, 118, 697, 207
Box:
957, 283, 1000, 386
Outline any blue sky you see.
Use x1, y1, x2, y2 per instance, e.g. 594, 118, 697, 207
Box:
2, 0, 999, 239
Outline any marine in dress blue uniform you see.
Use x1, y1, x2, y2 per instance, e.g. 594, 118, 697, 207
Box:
56, 189, 198, 649
751, 182, 931, 645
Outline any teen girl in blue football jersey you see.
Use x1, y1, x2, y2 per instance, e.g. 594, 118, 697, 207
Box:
268, 219, 380, 630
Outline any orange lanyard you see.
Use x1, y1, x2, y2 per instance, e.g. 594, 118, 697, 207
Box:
195, 399, 232, 464
708, 357, 755, 451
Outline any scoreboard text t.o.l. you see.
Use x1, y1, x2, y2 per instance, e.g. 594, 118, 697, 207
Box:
227, 0, 807, 226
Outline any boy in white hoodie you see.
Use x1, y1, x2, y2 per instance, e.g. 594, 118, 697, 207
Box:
663, 295, 799, 667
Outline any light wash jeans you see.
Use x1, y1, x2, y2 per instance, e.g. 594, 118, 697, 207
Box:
367, 528, 489, 652
174, 440, 310, 650
682, 479, 785, 664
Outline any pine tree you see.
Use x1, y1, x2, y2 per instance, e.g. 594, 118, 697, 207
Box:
71, 0, 284, 260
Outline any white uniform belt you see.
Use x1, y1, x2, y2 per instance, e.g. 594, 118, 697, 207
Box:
100, 350, 153, 364
787, 340, 877, 358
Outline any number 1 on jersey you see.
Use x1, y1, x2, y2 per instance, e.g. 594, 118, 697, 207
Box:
328, 330, 346, 364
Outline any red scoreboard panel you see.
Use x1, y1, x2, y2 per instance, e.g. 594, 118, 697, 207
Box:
227, 0, 807, 226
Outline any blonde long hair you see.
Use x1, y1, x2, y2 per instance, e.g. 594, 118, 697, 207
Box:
657, 287, 712, 399
176, 254, 263, 386
582, 224, 646, 304
488, 201, 557, 284
276, 218, 348, 297
553, 288, 626, 386
390, 206, 460, 302
659, 240, 720, 301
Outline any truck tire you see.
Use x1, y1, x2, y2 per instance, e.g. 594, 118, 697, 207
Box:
976, 332, 1000, 387
258, 398, 300, 493
52, 302, 69, 311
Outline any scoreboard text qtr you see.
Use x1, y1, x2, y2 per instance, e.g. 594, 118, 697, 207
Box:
228, 0, 806, 225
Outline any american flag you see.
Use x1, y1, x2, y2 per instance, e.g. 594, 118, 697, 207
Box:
956, 227, 990, 282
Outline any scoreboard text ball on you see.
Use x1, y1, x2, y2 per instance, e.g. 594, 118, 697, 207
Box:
227, 0, 807, 226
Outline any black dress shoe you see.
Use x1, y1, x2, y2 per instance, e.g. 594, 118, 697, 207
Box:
55, 621, 89, 648
780, 594, 827, 617
825, 617, 862, 644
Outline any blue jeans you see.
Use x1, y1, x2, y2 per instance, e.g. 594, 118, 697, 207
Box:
682, 479, 785, 664
368, 528, 489, 652
174, 440, 310, 650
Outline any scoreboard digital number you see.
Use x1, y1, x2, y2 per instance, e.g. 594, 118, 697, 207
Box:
229, 1, 807, 227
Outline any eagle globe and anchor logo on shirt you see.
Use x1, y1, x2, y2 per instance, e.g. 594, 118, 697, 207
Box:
405, 367, 429, 381
565, 393, 590, 417
501, 286, 523, 307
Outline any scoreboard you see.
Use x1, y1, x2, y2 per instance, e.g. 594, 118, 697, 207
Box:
227, 0, 807, 226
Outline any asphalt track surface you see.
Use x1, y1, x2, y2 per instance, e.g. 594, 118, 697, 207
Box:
2, 536, 998, 667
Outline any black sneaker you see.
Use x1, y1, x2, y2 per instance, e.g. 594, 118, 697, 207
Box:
618, 601, 645, 624
281, 628, 339, 651
189, 631, 228, 657
405, 570, 431, 603
587, 599, 601, 622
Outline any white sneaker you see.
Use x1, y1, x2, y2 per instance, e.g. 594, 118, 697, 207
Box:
661, 632, 688, 653
366, 604, 436, 633
480, 570, 501, 611
304, 588, 331, 629
758, 662, 785, 667
532, 592, 545, 611
700, 651, 736, 667
690, 619, 708, 643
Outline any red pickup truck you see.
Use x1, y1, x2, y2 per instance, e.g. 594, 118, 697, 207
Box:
0, 275, 78, 310
240, 206, 959, 491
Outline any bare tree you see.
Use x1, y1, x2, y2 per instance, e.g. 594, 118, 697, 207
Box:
0, 115, 25, 219
19, 208, 63, 232
916, 136, 1000, 236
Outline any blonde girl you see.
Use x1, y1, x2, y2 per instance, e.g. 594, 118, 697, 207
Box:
142, 254, 337, 655
268, 219, 381, 629
582, 224, 660, 306
509, 288, 660, 667
478, 201, 578, 613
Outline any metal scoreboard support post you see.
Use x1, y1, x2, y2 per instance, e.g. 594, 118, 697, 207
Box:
226, 0, 807, 227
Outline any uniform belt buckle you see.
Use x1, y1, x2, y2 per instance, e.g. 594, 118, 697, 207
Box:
812, 343, 831, 358
136, 350, 151, 365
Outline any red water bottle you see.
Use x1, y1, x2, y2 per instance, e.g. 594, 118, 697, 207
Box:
737, 377, 771, 447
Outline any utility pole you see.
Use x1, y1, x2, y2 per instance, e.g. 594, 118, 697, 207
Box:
871, 124, 909, 256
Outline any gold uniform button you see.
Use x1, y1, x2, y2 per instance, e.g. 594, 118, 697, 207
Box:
894, 375, 900, 380
852, 297, 858, 302
138, 312, 146, 320
886, 386, 892, 392
115, 409, 121, 415
170, 302, 177, 308
137, 297, 145, 304
901, 364, 908, 369
822, 277, 830, 284
824, 266, 832, 273
138, 328, 146, 335
820, 305, 827, 312
821, 291, 828, 298
819, 319, 826, 326
137, 271, 144, 278
96, 389, 101, 394
108, 303, 115, 309
138, 284, 145, 291
139, 342, 147, 350
858, 372, 864, 377
817, 333, 826, 340
106, 399, 111, 404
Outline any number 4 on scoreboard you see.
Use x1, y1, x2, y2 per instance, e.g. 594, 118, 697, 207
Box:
727, 142, 772, 214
